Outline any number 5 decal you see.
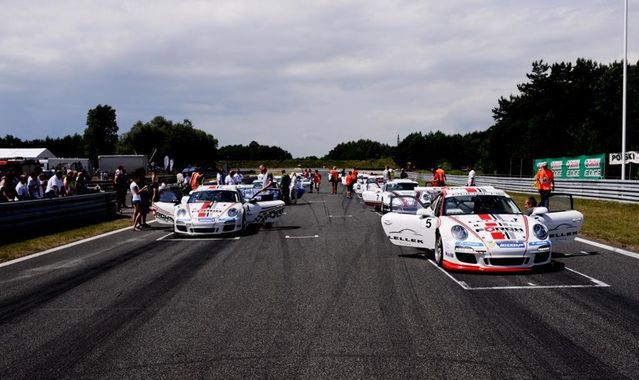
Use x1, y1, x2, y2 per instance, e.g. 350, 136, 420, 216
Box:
425, 219, 432, 228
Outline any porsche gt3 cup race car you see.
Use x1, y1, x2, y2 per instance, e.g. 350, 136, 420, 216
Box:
152, 185, 285, 236
380, 187, 584, 272
362, 179, 434, 212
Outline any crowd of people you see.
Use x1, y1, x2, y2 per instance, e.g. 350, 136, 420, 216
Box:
0, 167, 97, 202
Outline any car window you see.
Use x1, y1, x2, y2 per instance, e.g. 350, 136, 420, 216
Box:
442, 195, 520, 215
189, 190, 238, 203
159, 189, 179, 203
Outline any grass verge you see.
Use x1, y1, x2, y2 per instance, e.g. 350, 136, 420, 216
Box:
508, 192, 639, 252
0, 217, 131, 264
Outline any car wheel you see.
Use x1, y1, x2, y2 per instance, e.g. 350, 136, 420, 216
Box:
434, 233, 444, 267
240, 214, 247, 235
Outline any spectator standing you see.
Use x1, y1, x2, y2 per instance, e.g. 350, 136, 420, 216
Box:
280, 169, 291, 205
313, 169, 321, 192
15, 175, 30, 200
75, 171, 89, 195
114, 169, 128, 212
225, 170, 236, 185
45, 171, 64, 198
64, 170, 76, 196
0, 174, 15, 202
150, 171, 160, 202
28, 168, 43, 199
433, 166, 446, 187
383, 166, 392, 182
258, 164, 274, 192
130, 173, 147, 231
467, 167, 476, 186
139, 174, 151, 228
399, 168, 408, 179
233, 169, 243, 184
534, 163, 555, 208
190, 168, 203, 190
329, 166, 339, 194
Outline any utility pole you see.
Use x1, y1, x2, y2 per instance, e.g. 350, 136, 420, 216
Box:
622, 0, 628, 180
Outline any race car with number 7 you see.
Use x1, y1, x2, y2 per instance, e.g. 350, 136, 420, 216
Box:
380, 187, 584, 272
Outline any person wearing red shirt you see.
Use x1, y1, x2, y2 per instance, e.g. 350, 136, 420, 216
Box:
534, 163, 555, 208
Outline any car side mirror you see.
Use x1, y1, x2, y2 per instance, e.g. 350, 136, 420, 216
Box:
416, 208, 434, 218
531, 207, 548, 215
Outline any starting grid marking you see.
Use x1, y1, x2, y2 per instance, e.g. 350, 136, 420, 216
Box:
285, 235, 319, 239
428, 260, 610, 291
329, 215, 353, 218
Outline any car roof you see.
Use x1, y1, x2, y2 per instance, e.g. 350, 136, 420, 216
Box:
194, 185, 238, 192
442, 186, 507, 197
387, 179, 418, 184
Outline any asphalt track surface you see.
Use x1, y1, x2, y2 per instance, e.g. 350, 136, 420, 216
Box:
1, 184, 639, 378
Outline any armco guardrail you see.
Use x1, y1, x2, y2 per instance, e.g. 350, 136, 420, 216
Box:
441, 174, 639, 203
0, 192, 118, 234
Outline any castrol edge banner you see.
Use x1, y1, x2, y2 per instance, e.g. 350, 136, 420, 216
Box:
534, 154, 605, 179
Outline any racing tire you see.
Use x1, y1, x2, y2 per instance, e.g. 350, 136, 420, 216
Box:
434, 233, 444, 267
239, 214, 247, 236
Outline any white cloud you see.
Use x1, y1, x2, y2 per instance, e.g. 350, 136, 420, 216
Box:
0, 0, 637, 157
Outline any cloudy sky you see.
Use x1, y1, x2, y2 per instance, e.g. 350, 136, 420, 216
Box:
1, 1, 638, 157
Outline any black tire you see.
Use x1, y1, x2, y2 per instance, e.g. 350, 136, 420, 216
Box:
434, 233, 444, 267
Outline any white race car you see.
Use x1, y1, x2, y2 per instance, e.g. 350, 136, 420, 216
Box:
380, 187, 584, 272
362, 179, 433, 212
152, 185, 285, 236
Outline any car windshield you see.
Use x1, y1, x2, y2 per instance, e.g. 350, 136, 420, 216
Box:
188, 190, 238, 203
386, 183, 417, 191
159, 189, 179, 203
389, 195, 425, 214
442, 195, 520, 215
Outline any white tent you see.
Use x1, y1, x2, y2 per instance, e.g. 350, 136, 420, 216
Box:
0, 148, 56, 159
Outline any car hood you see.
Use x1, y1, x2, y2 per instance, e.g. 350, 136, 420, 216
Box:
446, 214, 529, 244
186, 202, 237, 219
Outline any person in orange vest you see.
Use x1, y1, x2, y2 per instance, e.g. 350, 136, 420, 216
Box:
329, 166, 339, 194
313, 169, 322, 192
433, 166, 446, 186
534, 163, 555, 208
190, 168, 203, 191
344, 171, 354, 198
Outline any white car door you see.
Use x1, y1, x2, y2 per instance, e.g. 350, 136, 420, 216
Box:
531, 194, 584, 244
381, 209, 439, 249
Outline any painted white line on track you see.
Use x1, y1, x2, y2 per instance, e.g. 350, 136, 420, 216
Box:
329, 215, 353, 218
156, 233, 174, 241
428, 260, 470, 289
285, 235, 319, 239
428, 260, 610, 290
575, 237, 639, 260
0, 226, 133, 269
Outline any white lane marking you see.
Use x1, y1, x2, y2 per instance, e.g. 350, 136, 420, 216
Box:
0, 226, 133, 269
528, 282, 536, 286
375, 212, 383, 216
163, 237, 241, 241
156, 233, 173, 241
329, 215, 353, 218
428, 260, 610, 290
579, 250, 590, 255
564, 267, 610, 287
428, 260, 470, 289
285, 235, 319, 239
575, 237, 639, 260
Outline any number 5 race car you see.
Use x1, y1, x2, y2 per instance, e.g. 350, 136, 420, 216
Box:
380, 187, 584, 272
152, 185, 285, 236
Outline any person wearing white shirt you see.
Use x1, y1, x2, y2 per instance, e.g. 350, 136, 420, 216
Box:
467, 168, 476, 186
15, 175, 29, 200
225, 171, 235, 185
45, 171, 64, 198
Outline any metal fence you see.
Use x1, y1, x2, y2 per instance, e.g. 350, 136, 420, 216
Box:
0, 192, 118, 235
441, 174, 639, 203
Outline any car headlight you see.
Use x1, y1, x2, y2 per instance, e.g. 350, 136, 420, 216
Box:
451, 225, 468, 240
176, 208, 188, 219
227, 208, 238, 217
533, 224, 548, 240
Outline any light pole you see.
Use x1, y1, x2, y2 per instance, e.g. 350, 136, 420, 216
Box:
621, 0, 628, 180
